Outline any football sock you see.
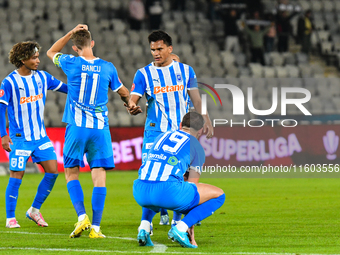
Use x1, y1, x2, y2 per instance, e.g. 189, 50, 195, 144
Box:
176, 221, 189, 232
32, 173, 58, 209
6, 177, 22, 218
67, 180, 86, 217
160, 208, 168, 216
140, 220, 151, 232
141, 207, 157, 223
78, 214, 85, 221
92, 225, 100, 232
173, 211, 182, 221
92, 187, 107, 227
182, 193, 225, 228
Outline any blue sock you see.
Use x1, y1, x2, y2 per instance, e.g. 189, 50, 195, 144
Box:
32, 173, 58, 209
92, 187, 107, 226
6, 178, 22, 218
173, 211, 182, 221
67, 180, 86, 216
160, 208, 168, 216
182, 194, 225, 228
141, 207, 157, 223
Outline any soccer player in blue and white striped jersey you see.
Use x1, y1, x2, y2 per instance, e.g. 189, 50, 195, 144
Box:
133, 112, 225, 248
47, 24, 138, 238
129, 32, 213, 225
128, 30, 213, 161
0, 41, 67, 229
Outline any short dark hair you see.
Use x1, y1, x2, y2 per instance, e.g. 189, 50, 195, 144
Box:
9, 41, 41, 68
71, 29, 92, 50
182, 112, 204, 131
148, 30, 172, 46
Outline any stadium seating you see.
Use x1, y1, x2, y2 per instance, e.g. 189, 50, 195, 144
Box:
1, 0, 340, 128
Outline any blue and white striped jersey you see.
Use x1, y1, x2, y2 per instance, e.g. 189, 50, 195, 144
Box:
131, 61, 197, 132
138, 130, 205, 182
54, 54, 123, 129
0, 70, 66, 141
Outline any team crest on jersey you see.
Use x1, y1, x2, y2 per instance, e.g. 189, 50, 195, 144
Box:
0, 89, 4, 97
176, 74, 182, 83
37, 81, 43, 90
11, 158, 17, 168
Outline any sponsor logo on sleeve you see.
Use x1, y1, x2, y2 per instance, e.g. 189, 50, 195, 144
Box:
0, 89, 4, 97
131, 83, 135, 92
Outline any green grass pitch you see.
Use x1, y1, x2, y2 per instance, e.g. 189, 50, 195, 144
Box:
0, 171, 340, 254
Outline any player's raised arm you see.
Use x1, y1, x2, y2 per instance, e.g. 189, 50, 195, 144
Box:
46, 24, 88, 61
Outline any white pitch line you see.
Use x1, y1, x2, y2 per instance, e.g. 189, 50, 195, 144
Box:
1, 231, 339, 255
150, 242, 168, 253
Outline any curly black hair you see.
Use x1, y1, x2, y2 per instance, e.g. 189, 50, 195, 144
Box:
9, 41, 41, 68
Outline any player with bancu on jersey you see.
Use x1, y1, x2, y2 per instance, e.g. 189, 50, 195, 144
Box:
47, 24, 138, 238
133, 112, 225, 248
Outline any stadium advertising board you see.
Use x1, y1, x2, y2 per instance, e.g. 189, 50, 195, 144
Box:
1, 125, 339, 173
0, 127, 144, 172
199, 125, 340, 177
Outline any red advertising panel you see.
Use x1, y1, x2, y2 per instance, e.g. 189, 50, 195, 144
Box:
0, 127, 144, 172
200, 125, 340, 166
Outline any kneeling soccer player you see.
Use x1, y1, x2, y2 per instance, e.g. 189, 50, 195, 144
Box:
133, 112, 225, 248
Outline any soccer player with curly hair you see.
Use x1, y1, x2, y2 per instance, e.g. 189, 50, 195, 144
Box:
0, 41, 67, 229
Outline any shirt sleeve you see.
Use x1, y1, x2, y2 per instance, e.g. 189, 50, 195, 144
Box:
0, 80, 10, 137
131, 70, 146, 97
190, 138, 205, 174
0, 103, 7, 137
0, 79, 12, 106
44, 71, 68, 93
109, 64, 123, 92
187, 66, 197, 90
53, 53, 71, 74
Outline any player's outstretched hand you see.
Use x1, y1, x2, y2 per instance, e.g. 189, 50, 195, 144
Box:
1, 135, 13, 152
71, 24, 88, 34
124, 103, 142, 115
